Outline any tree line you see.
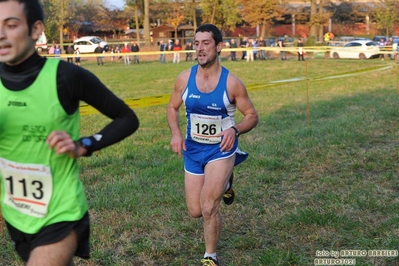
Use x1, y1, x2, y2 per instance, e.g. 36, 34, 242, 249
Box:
41, 0, 399, 48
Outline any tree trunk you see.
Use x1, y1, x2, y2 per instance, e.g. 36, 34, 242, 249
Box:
135, 5, 140, 44
59, 25, 63, 51
210, 2, 217, 24
318, 0, 324, 42
59, 0, 64, 51
144, 0, 150, 46
261, 21, 266, 37
192, 0, 197, 30
310, 0, 317, 38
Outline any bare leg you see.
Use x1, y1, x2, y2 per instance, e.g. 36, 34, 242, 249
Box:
185, 155, 235, 254
27, 230, 78, 266
202, 156, 235, 254
185, 172, 205, 218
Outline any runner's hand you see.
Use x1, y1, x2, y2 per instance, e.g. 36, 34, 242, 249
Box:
218, 128, 236, 152
170, 134, 185, 157
47, 131, 80, 158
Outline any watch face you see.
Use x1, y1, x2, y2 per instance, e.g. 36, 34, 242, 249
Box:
82, 138, 92, 146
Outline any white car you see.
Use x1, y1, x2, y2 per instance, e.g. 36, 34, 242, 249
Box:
330, 40, 380, 59
73, 36, 109, 53
35, 31, 48, 52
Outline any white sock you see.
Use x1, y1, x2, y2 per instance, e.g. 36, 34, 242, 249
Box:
225, 182, 231, 192
204, 252, 217, 260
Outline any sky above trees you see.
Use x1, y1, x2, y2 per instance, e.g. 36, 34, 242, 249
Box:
107, 0, 124, 9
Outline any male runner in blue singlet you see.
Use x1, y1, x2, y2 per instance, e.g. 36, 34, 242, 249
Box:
167, 24, 258, 266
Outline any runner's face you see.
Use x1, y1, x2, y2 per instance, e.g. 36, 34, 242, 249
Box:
0, 1, 41, 66
194, 31, 222, 67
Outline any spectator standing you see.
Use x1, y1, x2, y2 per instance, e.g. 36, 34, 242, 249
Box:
230, 39, 237, 62
173, 39, 182, 63
48, 44, 55, 55
297, 38, 305, 61
393, 40, 398, 61
94, 43, 104, 66
131, 41, 140, 64
74, 47, 81, 66
185, 41, 194, 62
159, 40, 168, 64
110, 46, 115, 62
121, 42, 130, 65
386, 37, 394, 59
240, 36, 248, 60
246, 39, 254, 62
168, 39, 174, 51
324, 32, 330, 44
258, 36, 267, 60
301, 32, 308, 44
329, 32, 335, 41
54, 44, 61, 59
66, 45, 74, 63
277, 39, 287, 60
253, 39, 258, 60
283, 33, 289, 43
115, 45, 122, 61
378, 38, 386, 61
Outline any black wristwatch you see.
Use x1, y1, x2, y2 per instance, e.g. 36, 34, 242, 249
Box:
231, 126, 240, 138
78, 137, 94, 156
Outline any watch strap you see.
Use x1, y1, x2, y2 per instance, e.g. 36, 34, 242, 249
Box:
231, 126, 240, 138
77, 136, 95, 157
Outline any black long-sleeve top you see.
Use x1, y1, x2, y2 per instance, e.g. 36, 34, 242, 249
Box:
0, 53, 139, 155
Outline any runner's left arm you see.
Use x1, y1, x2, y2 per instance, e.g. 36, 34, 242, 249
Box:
58, 62, 139, 156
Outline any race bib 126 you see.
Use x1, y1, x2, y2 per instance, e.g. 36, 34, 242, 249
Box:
190, 114, 222, 144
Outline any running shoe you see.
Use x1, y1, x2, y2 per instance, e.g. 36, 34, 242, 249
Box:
223, 173, 235, 205
201, 257, 219, 266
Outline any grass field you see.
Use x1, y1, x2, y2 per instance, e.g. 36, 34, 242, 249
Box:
1, 54, 399, 266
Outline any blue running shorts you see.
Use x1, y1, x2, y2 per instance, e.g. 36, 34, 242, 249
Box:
184, 139, 248, 175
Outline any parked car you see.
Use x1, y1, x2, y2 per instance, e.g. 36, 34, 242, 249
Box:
73, 36, 109, 53
35, 31, 48, 52
372, 35, 388, 43
386, 36, 399, 59
338, 36, 355, 42
328, 36, 358, 46
390, 36, 399, 46
354, 37, 372, 41
275, 37, 294, 46
329, 40, 380, 59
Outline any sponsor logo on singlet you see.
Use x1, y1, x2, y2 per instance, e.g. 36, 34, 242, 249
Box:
189, 93, 201, 99
8, 101, 27, 107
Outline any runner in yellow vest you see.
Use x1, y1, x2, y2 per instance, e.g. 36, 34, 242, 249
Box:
324, 32, 331, 44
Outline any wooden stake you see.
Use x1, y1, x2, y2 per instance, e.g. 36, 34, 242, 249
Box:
396, 64, 398, 95
306, 59, 310, 129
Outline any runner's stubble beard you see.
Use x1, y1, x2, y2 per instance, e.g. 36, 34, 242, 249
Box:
197, 48, 219, 68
